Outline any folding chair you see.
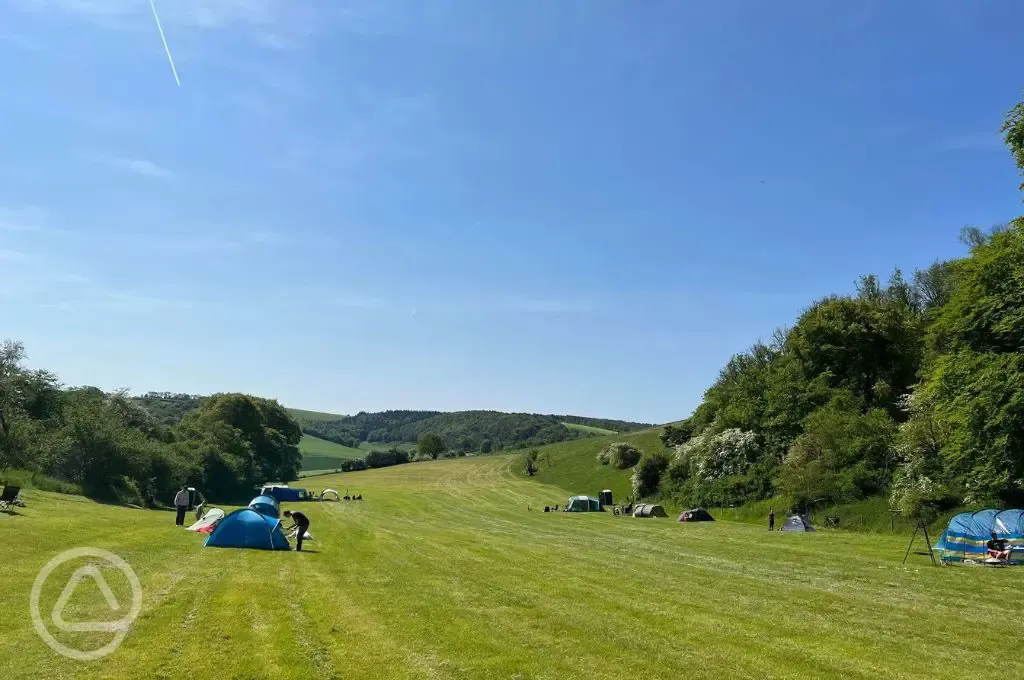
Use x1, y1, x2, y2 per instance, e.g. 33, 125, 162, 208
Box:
0, 485, 21, 512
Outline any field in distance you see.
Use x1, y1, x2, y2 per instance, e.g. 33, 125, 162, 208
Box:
298, 434, 364, 472
4, 455, 1022, 679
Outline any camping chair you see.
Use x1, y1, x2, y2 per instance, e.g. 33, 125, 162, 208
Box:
0, 485, 21, 512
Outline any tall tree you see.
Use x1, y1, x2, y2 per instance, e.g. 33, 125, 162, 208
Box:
417, 432, 445, 460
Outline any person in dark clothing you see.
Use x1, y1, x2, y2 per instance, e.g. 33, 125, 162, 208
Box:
987, 531, 1010, 561
283, 510, 310, 552
768, 507, 776, 531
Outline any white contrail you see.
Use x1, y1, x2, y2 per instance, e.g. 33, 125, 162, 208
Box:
148, 0, 181, 87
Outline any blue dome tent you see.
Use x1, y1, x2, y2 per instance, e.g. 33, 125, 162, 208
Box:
934, 508, 1024, 564
248, 494, 280, 518
205, 508, 290, 550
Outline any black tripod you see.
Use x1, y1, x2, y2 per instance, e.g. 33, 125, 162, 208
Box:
902, 519, 938, 566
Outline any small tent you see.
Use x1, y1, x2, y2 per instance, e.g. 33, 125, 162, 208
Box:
205, 508, 290, 550
319, 488, 340, 501
598, 489, 614, 506
248, 495, 281, 518
633, 504, 668, 518
186, 507, 224, 532
780, 515, 815, 532
934, 508, 1024, 564
678, 508, 714, 522
566, 496, 602, 512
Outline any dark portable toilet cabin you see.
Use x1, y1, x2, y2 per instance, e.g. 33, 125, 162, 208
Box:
599, 489, 614, 507
678, 507, 715, 522
633, 504, 668, 518
780, 515, 815, 532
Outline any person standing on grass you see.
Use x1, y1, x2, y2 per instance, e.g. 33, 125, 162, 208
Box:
768, 507, 775, 531
283, 510, 310, 552
173, 485, 190, 526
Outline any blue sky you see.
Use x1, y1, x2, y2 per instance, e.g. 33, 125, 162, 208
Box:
1, 0, 1021, 424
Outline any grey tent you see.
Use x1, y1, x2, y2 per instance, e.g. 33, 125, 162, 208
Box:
633, 504, 668, 518
780, 515, 815, 532
678, 507, 715, 522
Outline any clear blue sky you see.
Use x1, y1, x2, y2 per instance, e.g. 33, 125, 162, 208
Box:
1, 1, 1021, 424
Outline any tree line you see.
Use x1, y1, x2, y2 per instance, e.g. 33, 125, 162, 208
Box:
0, 343, 302, 505
635, 94, 1024, 519
289, 408, 648, 453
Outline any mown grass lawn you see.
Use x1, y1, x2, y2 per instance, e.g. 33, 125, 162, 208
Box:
2, 455, 1022, 680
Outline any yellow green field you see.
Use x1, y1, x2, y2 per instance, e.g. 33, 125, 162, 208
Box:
2, 455, 1022, 680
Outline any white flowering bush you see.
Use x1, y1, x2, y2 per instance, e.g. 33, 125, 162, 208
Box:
675, 428, 758, 483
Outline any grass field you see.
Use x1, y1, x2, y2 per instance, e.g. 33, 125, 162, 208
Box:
3, 454, 1023, 679
299, 434, 365, 472
561, 422, 617, 436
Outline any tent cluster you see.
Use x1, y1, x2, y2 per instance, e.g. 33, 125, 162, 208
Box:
204, 493, 291, 551
934, 509, 1024, 565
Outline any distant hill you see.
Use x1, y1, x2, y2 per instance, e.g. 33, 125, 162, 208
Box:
514, 428, 666, 502
288, 407, 347, 421
291, 409, 652, 453
298, 435, 365, 472
131, 392, 652, 461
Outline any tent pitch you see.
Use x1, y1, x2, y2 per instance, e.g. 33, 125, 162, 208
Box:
565, 496, 602, 512
934, 509, 1024, 565
678, 507, 714, 522
633, 504, 668, 518
780, 515, 815, 532
205, 508, 290, 550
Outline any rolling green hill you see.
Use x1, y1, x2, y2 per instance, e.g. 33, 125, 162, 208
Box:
288, 407, 347, 421
561, 421, 617, 436
298, 434, 365, 472
517, 427, 666, 503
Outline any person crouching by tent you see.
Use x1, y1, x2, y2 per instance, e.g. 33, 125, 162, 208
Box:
987, 532, 1011, 561
283, 510, 310, 552
173, 485, 190, 526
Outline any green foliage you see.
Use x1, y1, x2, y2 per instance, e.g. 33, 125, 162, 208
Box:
600, 442, 643, 469
0, 340, 305, 504
660, 421, 693, 448
1003, 93, 1024, 189
632, 451, 670, 499
417, 432, 446, 460
524, 449, 539, 476
778, 397, 896, 507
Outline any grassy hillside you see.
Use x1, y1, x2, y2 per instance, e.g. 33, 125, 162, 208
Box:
562, 422, 617, 436
298, 434, 365, 471
4, 456, 1020, 679
519, 428, 666, 503
288, 407, 347, 421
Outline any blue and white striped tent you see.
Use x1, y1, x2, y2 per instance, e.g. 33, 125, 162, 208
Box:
934, 509, 1024, 564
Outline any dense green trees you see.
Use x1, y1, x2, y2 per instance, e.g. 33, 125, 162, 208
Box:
417, 432, 446, 460
658, 93, 1024, 513
0, 343, 302, 504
